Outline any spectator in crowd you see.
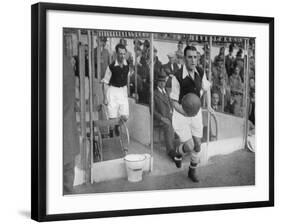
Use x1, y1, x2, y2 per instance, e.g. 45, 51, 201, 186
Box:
142, 39, 151, 64
249, 77, 255, 93
211, 55, 230, 105
229, 66, 243, 93
197, 51, 202, 68
133, 39, 143, 52
163, 53, 177, 77
214, 46, 225, 65
233, 100, 244, 117
153, 47, 163, 86
163, 52, 177, 92
249, 56, 255, 78
212, 55, 229, 89
175, 40, 184, 58
229, 66, 243, 109
153, 71, 179, 162
211, 91, 222, 112
234, 48, 244, 82
225, 44, 235, 78
175, 51, 184, 70
224, 94, 236, 114
248, 89, 255, 125
129, 46, 143, 99
200, 44, 210, 74
136, 49, 150, 105
93, 37, 110, 79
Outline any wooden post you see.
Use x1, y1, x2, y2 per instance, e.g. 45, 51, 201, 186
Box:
207, 36, 212, 145
150, 34, 154, 172
78, 44, 87, 182
204, 36, 212, 164
222, 44, 226, 112
243, 39, 250, 148
87, 30, 93, 183
134, 38, 138, 102
91, 31, 96, 80
97, 33, 101, 81
202, 44, 207, 108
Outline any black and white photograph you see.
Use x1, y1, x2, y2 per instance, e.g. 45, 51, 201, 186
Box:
30, 2, 274, 222
63, 29, 256, 194
1, 0, 280, 223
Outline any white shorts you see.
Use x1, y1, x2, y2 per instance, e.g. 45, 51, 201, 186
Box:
172, 108, 203, 142
106, 86, 129, 118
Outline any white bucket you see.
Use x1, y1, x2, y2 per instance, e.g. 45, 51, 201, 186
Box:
124, 154, 146, 182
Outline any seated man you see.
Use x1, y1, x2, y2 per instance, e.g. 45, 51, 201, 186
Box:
154, 71, 179, 162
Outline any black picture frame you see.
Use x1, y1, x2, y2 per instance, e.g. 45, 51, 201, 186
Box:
31, 2, 274, 222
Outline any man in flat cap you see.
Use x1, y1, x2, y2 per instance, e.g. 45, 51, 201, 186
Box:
164, 52, 178, 93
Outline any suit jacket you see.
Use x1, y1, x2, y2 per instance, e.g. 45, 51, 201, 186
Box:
63, 57, 80, 165
163, 62, 178, 76
153, 88, 173, 125
163, 62, 180, 90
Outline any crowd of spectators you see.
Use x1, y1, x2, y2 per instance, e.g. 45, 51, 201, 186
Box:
209, 44, 255, 121
70, 36, 255, 122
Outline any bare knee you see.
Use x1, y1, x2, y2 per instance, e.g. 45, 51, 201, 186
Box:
120, 115, 128, 122
183, 139, 194, 153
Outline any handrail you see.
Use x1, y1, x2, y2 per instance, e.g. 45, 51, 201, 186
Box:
202, 109, 219, 141
210, 112, 218, 141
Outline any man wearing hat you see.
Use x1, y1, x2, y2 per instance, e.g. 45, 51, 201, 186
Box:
234, 48, 244, 82
211, 55, 229, 100
175, 51, 184, 70
163, 53, 178, 76
225, 44, 235, 78
175, 40, 184, 58
154, 70, 179, 161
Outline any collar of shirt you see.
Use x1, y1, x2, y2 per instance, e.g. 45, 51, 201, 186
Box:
157, 87, 166, 95
114, 59, 127, 67
182, 64, 199, 80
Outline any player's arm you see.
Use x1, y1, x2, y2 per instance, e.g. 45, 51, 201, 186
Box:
170, 76, 187, 116
172, 99, 187, 116
202, 73, 215, 114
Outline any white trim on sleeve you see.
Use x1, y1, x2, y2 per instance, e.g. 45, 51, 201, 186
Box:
169, 76, 180, 101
